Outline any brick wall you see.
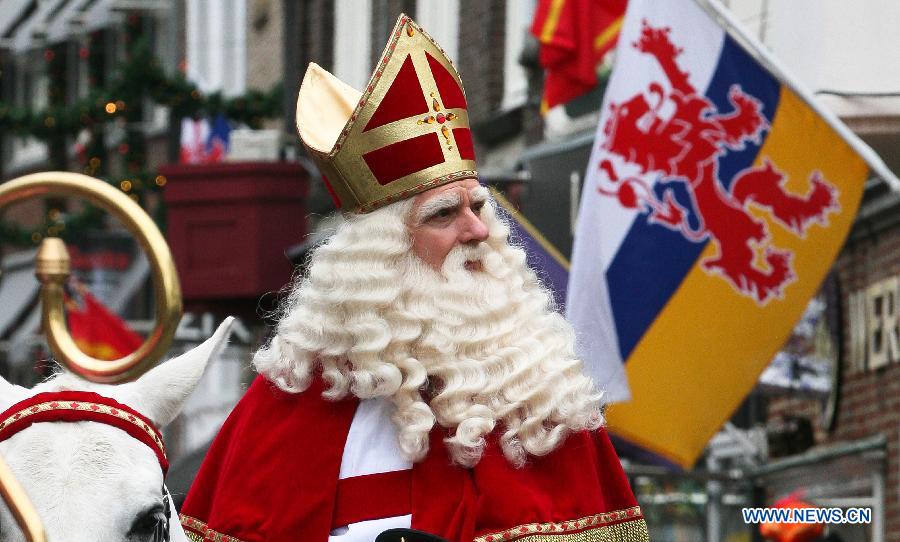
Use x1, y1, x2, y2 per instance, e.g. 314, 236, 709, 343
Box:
835, 224, 900, 541
766, 395, 829, 447
768, 220, 900, 540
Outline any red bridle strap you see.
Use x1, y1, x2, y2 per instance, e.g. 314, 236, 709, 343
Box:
0, 391, 169, 474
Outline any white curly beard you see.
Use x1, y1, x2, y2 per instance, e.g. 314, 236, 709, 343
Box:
254, 198, 603, 467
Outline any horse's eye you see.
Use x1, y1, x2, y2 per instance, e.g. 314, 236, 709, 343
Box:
127, 506, 167, 541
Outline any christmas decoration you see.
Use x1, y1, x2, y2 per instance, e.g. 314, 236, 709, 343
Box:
0, 15, 283, 247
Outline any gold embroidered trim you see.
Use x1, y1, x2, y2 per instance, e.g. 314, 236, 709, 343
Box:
180, 514, 246, 542
357, 169, 478, 212
304, 12, 475, 214
330, 15, 454, 157
486, 518, 649, 541
179, 507, 647, 542
0, 400, 165, 456
329, 16, 407, 156
474, 507, 647, 542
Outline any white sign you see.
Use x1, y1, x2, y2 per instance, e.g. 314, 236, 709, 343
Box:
850, 276, 900, 370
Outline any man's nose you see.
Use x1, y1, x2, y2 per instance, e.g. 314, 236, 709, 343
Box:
458, 209, 489, 244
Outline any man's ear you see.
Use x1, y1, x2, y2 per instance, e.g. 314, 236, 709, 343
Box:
0, 374, 30, 411
126, 317, 235, 428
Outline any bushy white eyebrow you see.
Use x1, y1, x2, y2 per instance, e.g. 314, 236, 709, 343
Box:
416, 192, 461, 223
470, 186, 489, 203
415, 185, 490, 224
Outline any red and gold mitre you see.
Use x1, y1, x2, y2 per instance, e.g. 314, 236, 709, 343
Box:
296, 14, 477, 213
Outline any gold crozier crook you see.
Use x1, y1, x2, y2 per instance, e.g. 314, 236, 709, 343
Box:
0, 171, 184, 541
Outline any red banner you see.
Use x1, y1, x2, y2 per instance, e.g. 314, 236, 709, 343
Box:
66, 283, 142, 360
531, 0, 627, 111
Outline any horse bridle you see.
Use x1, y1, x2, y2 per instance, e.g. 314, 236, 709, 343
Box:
157, 488, 171, 542
0, 390, 172, 540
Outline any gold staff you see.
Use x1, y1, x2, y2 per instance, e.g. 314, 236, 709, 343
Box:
0, 456, 45, 542
0, 171, 182, 382
0, 171, 184, 541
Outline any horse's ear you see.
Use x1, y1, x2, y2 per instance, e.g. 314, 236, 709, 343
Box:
127, 317, 235, 428
0, 374, 30, 411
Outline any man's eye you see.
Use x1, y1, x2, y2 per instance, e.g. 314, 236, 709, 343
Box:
471, 201, 485, 213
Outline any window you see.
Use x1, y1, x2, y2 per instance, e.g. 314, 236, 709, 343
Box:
333, 0, 372, 91
501, 0, 536, 110
186, 0, 247, 96
8, 50, 49, 169
416, 0, 458, 64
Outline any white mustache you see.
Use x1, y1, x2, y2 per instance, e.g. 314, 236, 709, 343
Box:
442, 242, 491, 273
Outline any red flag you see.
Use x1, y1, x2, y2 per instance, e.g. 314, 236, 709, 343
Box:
530, 0, 627, 111
66, 283, 142, 361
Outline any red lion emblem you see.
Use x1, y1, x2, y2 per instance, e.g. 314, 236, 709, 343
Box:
598, 22, 839, 305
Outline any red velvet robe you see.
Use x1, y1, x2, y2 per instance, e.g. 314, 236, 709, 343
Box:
180, 376, 649, 541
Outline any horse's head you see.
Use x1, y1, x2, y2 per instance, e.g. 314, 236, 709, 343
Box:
0, 318, 234, 542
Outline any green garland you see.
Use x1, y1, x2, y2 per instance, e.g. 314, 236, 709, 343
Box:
0, 15, 283, 247
0, 45, 282, 139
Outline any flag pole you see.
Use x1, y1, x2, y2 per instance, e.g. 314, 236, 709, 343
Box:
692, 0, 900, 194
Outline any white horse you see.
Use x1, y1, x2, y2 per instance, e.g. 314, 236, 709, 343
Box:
0, 318, 234, 542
